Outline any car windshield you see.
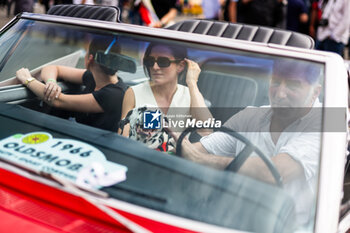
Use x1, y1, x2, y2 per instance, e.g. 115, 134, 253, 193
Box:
0, 18, 327, 232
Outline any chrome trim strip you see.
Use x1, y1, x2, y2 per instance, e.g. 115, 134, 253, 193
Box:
0, 15, 19, 33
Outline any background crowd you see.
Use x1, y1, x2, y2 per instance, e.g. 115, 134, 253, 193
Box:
0, 0, 350, 58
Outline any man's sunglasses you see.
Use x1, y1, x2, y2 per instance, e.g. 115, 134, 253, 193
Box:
143, 56, 181, 68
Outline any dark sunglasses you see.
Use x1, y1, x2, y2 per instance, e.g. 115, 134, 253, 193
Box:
143, 56, 181, 68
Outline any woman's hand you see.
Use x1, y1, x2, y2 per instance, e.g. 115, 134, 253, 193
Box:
16, 68, 32, 84
185, 59, 201, 87
44, 79, 61, 101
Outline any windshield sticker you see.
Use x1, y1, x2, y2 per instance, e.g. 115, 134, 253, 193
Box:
0, 132, 127, 189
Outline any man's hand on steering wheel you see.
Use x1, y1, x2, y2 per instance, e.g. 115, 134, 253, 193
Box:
174, 126, 283, 187
165, 127, 194, 159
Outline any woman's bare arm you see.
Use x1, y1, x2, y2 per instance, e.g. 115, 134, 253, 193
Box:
16, 68, 103, 113
41, 65, 86, 84
0, 77, 21, 87
41, 65, 86, 101
118, 88, 136, 136
185, 59, 213, 135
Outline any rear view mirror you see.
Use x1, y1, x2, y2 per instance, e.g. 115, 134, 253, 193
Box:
95, 51, 137, 73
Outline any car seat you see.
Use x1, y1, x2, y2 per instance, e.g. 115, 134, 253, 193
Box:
166, 19, 315, 119
166, 19, 314, 49
47, 4, 121, 22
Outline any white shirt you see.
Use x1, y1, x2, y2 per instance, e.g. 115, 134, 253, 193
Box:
131, 81, 190, 110
131, 81, 191, 130
202, 0, 221, 19
200, 101, 322, 225
317, 0, 350, 44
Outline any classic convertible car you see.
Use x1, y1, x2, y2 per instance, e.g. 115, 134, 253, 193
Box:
0, 4, 349, 233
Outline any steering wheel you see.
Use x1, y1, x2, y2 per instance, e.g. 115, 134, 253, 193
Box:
176, 126, 283, 187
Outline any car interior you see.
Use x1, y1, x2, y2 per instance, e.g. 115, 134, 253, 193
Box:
0, 4, 334, 233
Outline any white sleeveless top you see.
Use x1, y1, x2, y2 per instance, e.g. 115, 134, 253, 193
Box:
131, 81, 191, 117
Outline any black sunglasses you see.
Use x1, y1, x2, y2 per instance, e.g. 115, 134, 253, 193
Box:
143, 56, 181, 68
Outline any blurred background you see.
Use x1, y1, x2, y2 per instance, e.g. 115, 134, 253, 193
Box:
0, 0, 349, 59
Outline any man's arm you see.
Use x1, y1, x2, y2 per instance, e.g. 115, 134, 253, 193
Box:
181, 138, 304, 185
309, 2, 318, 38
181, 138, 234, 169
228, 0, 237, 23
239, 153, 304, 184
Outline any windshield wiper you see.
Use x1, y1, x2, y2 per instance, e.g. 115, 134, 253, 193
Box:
106, 183, 168, 204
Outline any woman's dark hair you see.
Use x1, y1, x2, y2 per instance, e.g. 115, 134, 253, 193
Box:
143, 42, 188, 79
88, 36, 122, 75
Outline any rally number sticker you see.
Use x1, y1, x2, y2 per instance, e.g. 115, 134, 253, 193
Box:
0, 132, 127, 189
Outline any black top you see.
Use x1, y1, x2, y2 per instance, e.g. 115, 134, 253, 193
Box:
236, 0, 284, 27
151, 0, 176, 19
286, 0, 308, 32
73, 71, 128, 131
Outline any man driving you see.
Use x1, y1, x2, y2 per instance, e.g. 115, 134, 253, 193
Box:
178, 59, 322, 225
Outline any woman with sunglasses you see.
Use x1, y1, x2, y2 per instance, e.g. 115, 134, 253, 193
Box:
15, 36, 128, 132
120, 42, 211, 137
